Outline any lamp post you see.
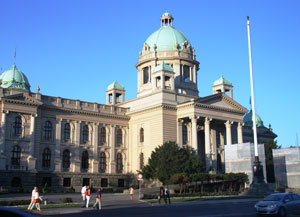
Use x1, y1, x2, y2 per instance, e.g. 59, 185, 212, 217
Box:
247, 16, 265, 184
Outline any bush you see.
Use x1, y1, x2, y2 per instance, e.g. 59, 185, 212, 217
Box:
42, 183, 49, 194
66, 186, 75, 193
0, 201, 9, 206
10, 200, 31, 206
60, 197, 73, 203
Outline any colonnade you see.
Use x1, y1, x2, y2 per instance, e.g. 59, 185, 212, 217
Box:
177, 116, 243, 172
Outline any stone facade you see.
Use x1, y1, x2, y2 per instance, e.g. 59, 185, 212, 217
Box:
0, 13, 275, 192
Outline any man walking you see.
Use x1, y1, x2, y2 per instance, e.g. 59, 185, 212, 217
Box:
93, 188, 102, 211
81, 185, 87, 208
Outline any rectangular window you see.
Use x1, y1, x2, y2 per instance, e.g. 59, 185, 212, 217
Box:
118, 179, 124, 188
83, 178, 90, 187
143, 67, 149, 84
63, 178, 71, 187
183, 65, 190, 82
101, 178, 108, 187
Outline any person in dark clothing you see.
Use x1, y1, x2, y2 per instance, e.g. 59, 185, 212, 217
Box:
93, 188, 102, 210
164, 186, 171, 204
158, 185, 166, 204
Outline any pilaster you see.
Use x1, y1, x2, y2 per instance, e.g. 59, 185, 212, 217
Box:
54, 118, 62, 172
0, 111, 7, 170
177, 119, 183, 147
109, 125, 116, 174
73, 120, 81, 172
92, 123, 99, 173
27, 114, 37, 170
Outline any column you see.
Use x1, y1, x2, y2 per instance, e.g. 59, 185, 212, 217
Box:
54, 119, 62, 172
237, 122, 244, 144
191, 116, 198, 153
109, 125, 116, 173
27, 114, 37, 170
0, 112, 7, 170
211, 129, 217, 172
177, 119, 183, 147
112, 92, 116, 104
204, 117, 211, 171
92, 123, 99, 173
225, 121, 232, 145
73, 121, 81, 172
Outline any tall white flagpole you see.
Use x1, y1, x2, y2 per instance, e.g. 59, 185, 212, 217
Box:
247, 16, 258, 157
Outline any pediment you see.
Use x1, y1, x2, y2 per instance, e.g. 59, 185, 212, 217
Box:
1, 93, 42, 106
196, 93, 248, 113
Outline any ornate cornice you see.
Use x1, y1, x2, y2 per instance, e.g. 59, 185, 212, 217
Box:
41, 104, 130, 121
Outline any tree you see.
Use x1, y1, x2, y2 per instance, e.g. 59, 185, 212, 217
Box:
264, 140, 280, 183
142, 141, 204, 184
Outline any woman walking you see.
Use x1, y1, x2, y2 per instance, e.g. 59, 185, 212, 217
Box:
29, 187, 42, 212
85, 186, 91, 208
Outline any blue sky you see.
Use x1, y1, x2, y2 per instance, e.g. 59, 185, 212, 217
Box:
0, 0, 299, 147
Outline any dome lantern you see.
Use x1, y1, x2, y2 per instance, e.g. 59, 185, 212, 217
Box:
160, 12, 174, 27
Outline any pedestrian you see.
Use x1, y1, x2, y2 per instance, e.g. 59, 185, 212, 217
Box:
129, 186, 134, 200
85, 186, 91, 208
158, 185, 166, 204
29, 187, 42, 212
81, 185, 87, 208
164, 186, 171, 204
93, 188, 102, 210
27, 186, 37, 211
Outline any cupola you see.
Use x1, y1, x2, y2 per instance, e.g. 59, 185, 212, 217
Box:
106, 81, 125, 105
212, 76, 233, 98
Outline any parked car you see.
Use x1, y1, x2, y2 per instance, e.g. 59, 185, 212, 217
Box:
254, 193, 300, 216
0, 206, 38, 217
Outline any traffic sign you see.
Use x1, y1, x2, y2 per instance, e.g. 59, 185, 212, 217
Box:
137, 173, 143, 180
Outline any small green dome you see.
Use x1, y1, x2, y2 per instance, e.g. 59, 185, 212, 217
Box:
243, 110, 264, 127
145, 26, 189, 52
153, 61, 173, 73
162, 12, 172, 17
107, 81, 124, 91
0, 65, 30, 91
213, 76, 232, 86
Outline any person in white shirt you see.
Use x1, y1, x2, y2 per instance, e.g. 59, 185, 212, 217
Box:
81, 185, 87, 207
27, 186, 37, 211
29, 187, 42, 212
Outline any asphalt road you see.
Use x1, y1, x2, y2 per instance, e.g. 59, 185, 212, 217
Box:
46, 198, 259, 217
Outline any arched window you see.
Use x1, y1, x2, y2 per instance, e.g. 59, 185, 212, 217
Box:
100, 127, 106, 145
44, 121, 52, 140
11, 177, 22, 187
140, 128, 144, 143
81, 151, 89, 169
139, 153, 144, 170
64, 123, 70, 140
99, 152, 106, 172
116, 129, 122, 146
42, 148, 51, 168
116, 153, 123, 173
11, 145, 21, 166
62, 149, 71, 169
82, 125, 89, 143
182, 124, 188, 145
13, 116, 22, 135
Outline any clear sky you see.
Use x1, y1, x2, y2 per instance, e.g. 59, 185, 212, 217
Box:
0, 0, 299, 148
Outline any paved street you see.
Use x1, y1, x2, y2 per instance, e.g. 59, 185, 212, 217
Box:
1, 192, 261, 217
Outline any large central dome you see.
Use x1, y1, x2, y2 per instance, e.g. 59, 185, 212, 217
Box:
144, 12, 191, 52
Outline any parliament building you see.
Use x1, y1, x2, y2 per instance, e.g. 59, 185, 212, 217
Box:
0, 13, 276, 192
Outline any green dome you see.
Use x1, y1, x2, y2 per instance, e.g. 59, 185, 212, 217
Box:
144, 26, 189, 52
0, 65, 30, 91
243, 110, 264, 127
213, 76, 232, 86
107, 81, 124, 91
162, 12, 172, 17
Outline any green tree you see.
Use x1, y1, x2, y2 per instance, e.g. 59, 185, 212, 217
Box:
264, 140, 280, 183
142, 141, 204, 184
